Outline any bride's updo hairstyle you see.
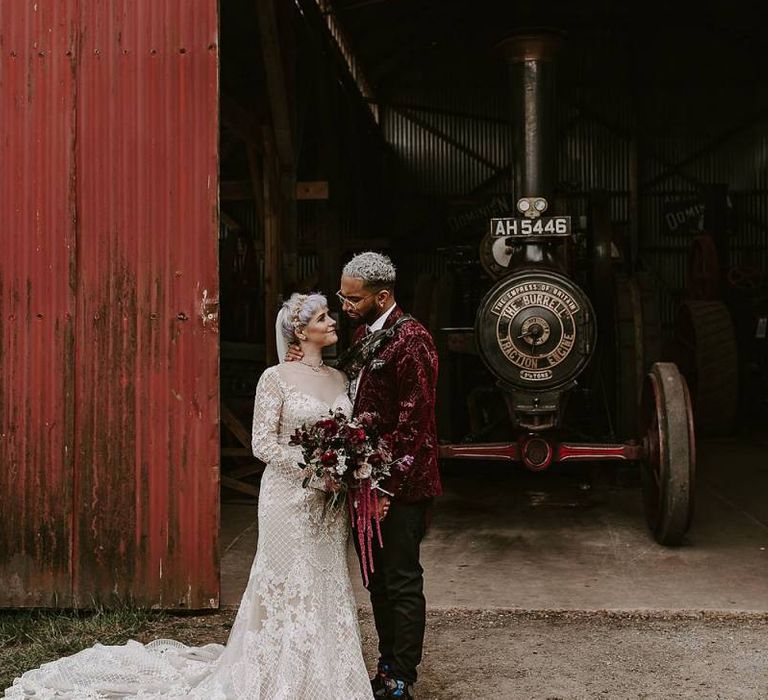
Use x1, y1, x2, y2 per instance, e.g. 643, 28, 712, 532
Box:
279, 292, 327, 344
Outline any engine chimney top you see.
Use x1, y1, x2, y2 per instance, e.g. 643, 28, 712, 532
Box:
497, 31, 563, 204
496, 31, 562, 64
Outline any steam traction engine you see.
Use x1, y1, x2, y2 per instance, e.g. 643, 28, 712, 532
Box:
438, 34, 695, 546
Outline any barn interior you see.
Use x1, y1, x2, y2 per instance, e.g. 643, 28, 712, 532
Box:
217, 0, 768, 610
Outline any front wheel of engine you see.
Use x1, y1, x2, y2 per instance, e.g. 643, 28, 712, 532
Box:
640, 362, 696, 546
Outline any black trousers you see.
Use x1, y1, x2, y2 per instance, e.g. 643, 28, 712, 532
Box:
355, 498, 432, 684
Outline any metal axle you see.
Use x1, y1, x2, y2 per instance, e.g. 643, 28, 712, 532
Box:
439, 437, 643, 471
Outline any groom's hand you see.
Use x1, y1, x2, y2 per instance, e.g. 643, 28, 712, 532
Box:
284, 344, 303, 362
376, 495, 391, 521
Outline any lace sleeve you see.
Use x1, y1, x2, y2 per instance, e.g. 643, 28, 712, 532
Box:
338, 369, 351, 399
251, 368, 302, 478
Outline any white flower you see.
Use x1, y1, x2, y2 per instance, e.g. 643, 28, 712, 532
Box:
354, 461, 372, 480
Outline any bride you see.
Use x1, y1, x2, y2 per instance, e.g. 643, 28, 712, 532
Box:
6, 292, 374, 699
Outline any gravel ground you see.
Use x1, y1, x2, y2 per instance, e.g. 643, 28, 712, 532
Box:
5, 608, 768, 699
140, 607, 768, 699
392, 609, 768, 700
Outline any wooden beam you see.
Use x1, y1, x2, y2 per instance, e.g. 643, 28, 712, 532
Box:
221, 476, 260, 498
315, 56, 342, 297
296, 180, 330, 200
220, 447, 253, 457
254, 0, 298, 290
247, 145, 266, 225
220, 211, 242, 232
260, 130, 282, 367
220, 403, 252, 448
280, 170, 299, 291
224, 463, 264, 479
255, 0, 294, 170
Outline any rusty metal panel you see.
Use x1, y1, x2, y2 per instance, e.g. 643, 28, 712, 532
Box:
0, 1, 78, 606
1, 0, 219, 609
73, 0, 219, 609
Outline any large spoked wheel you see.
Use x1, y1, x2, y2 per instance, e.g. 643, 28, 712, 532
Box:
640, 362, 696, 546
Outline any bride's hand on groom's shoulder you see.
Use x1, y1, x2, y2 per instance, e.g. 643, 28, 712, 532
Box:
284, 344, 303, 362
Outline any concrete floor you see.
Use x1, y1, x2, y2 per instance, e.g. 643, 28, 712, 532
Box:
220, 433, 768, 612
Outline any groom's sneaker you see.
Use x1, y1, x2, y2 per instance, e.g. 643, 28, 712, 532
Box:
382, 677, 414, 699
371, 661, 391, 697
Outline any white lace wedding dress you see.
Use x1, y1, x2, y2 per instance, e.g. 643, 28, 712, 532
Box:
6, 365, 371, 699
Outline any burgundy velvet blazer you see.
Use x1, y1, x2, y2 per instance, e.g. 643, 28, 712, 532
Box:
352, 306, 442, 503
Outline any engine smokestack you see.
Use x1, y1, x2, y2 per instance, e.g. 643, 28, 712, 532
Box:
497, 32, 562, 203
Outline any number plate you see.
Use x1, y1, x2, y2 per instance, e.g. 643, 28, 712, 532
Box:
490, 216, 571, 237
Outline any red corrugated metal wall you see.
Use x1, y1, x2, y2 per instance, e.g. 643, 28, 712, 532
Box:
0, 1, 78, 607
1, 0, 220, 609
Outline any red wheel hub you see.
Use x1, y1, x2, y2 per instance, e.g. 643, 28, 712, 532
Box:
521, 436, 553, 471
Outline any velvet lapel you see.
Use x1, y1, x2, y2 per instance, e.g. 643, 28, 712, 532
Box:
381, 305, 403, 330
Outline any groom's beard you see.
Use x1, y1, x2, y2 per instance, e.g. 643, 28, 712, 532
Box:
346, 306, 380, 327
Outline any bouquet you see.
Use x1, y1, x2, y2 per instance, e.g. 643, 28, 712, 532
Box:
289, 409, 412, 584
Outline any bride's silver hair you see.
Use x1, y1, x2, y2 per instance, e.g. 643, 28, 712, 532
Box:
279, 292, 327, 343
342, 251, 396, 288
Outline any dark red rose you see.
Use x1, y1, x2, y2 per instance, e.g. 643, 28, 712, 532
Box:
316, 418, 340, 437
320, 450, 338, 467
345, 426, 367, 445
368, 451, 383, 467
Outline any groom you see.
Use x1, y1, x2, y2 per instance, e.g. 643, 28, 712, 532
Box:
338, 251, 441, 700
289, 251, 441, 699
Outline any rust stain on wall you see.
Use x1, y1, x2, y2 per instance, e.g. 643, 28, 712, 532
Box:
1, 0, 220, 609
0, 1, 78, 606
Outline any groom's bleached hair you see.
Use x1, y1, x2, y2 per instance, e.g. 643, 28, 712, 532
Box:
342, 251, 396, 290
279, 292, 327, 343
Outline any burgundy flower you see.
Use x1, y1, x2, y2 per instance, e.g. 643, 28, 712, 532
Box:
345, 426, 367, 445
316, 418, 340, 437
320, 450, 338, 467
